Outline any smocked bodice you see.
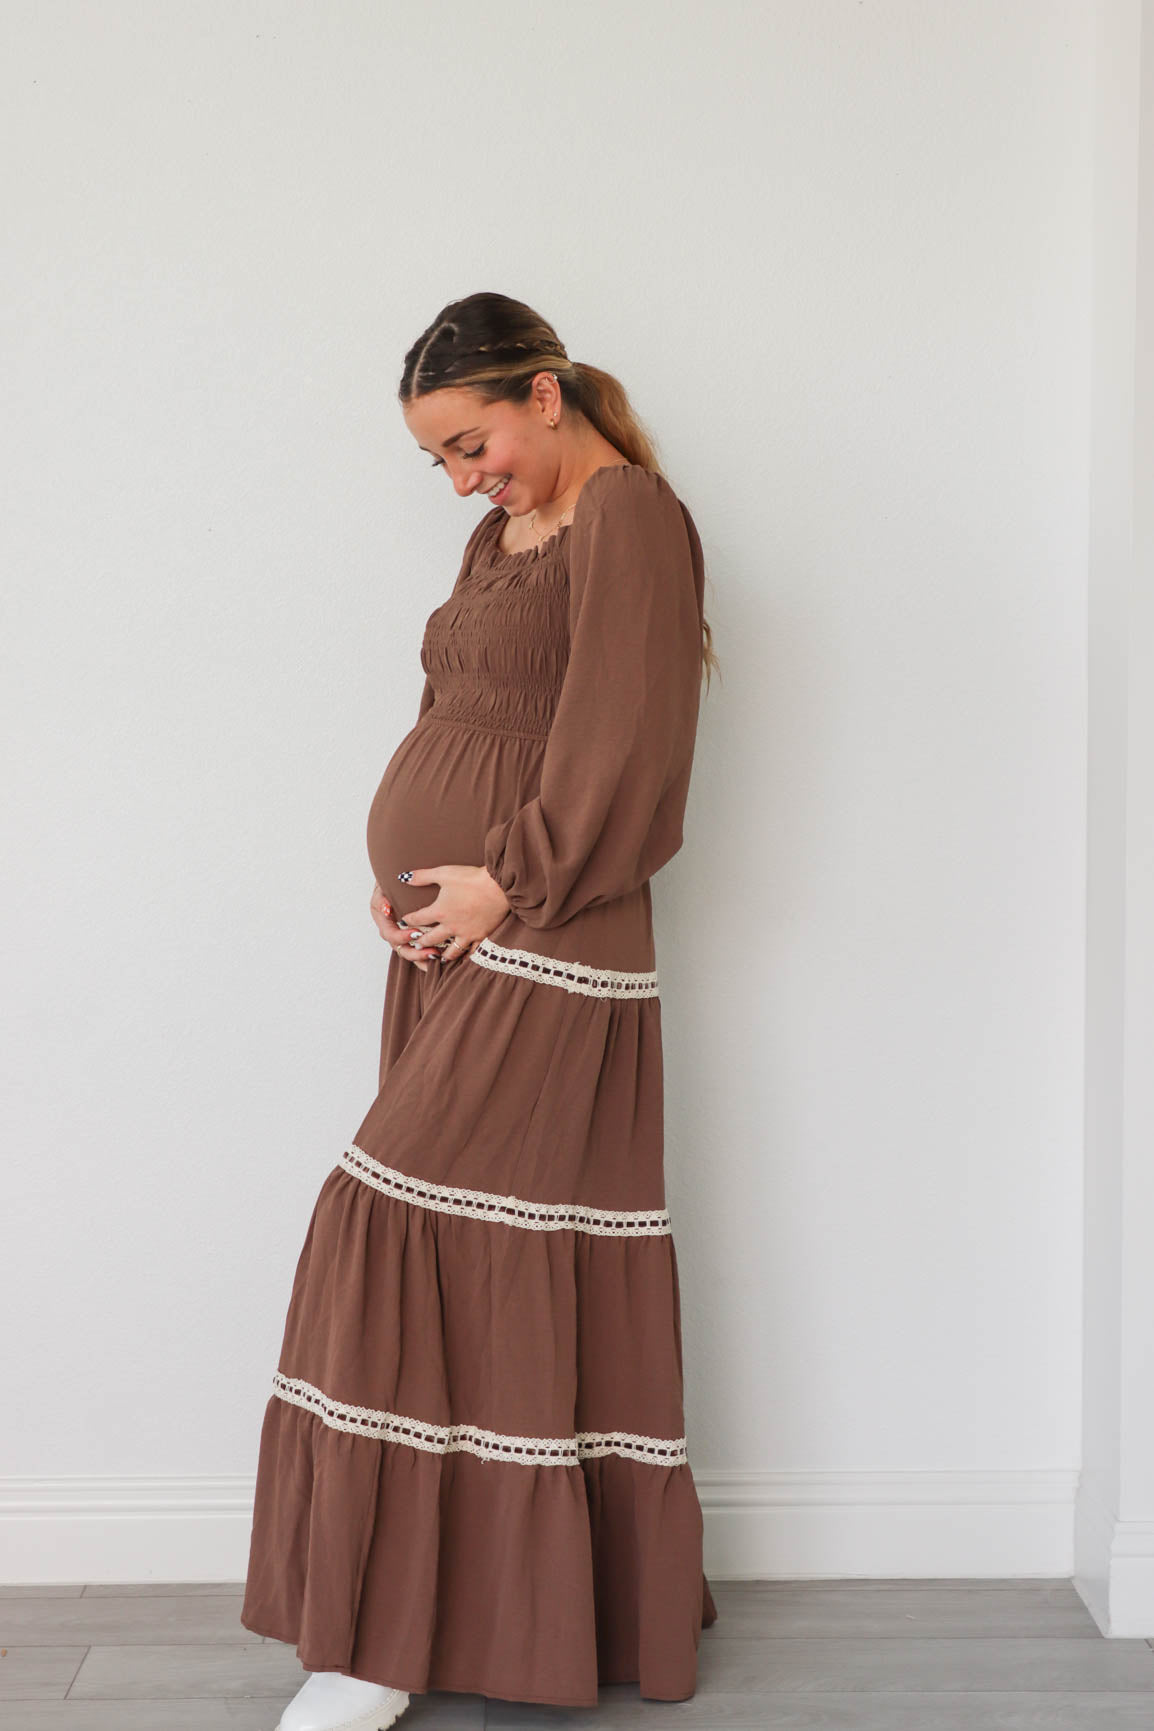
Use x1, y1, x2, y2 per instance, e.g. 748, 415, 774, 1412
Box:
417, 515, 573, 740
367, 462, 705, 941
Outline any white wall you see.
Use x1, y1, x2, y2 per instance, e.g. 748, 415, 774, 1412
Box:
1078, 0, 1154, 1635
0, 0, 1097, 1582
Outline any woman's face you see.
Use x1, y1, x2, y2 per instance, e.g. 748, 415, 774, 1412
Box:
402, 379, 562, 516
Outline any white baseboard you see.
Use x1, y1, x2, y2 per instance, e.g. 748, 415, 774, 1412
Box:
0, 1466, 1088, 1590
695, 1466, 1079, 1581
1072, 1466, 1154, 1636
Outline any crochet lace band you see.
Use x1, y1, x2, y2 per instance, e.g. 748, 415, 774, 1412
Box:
338, 1144, 672, 1236
271, 1372, 689, 1466
468, 936, 659, 999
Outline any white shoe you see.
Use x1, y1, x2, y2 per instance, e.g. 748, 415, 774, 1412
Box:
277, 1668, 410, 1731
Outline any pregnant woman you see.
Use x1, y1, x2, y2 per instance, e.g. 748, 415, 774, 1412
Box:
240, 292, 720, 1731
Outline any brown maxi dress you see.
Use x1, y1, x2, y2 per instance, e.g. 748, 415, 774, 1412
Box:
240, 461, 719, 1709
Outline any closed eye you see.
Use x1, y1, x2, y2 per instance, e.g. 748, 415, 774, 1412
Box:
430, 444, 485, 468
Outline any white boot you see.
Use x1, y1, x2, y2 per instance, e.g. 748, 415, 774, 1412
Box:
277, 1668, 410, 1731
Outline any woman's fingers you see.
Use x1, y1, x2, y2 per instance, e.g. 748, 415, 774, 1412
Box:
398, 920, 477, 964
370, 883, 398, 933
369, 882, 393, 934
388, 924, 434, 970
369, 885, 471, 972
371, 895, 439, 971
369, 889, 476, 969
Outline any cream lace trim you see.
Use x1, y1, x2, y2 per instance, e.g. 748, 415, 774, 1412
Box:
469, 936, 659, 999
339, 1144, 672, 1236
272, 1372, 688, 1466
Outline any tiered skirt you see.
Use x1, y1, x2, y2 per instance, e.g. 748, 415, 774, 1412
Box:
240, 914, 717, 1708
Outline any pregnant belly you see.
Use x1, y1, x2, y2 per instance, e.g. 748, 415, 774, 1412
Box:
366, 716, 546, 924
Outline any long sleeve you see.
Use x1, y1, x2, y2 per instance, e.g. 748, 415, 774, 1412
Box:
483, 465, 705, 930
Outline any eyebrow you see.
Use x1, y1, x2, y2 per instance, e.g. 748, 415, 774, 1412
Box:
418, 426, 482, 454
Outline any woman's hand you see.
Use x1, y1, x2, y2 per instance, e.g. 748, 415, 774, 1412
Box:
392, 864, 511, 964
370, 882, 442, 974
369, 867, 510, 972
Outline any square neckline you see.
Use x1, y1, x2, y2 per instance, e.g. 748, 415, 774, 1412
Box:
480, 460, 637, 568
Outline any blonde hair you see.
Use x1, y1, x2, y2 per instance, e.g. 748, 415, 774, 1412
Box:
399, 292, 719, 690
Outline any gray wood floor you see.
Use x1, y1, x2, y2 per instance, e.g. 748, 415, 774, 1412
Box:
3, 1578, 1154, 1728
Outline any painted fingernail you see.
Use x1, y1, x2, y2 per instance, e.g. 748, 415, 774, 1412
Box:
397, 871, 412, 883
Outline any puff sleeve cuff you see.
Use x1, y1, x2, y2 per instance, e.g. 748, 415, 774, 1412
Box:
482, 465, 704, 930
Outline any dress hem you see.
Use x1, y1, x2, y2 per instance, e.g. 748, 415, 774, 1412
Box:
239, 1614, 707, 1708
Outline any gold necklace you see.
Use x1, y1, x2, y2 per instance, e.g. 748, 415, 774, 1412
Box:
528, 501, 576, 544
